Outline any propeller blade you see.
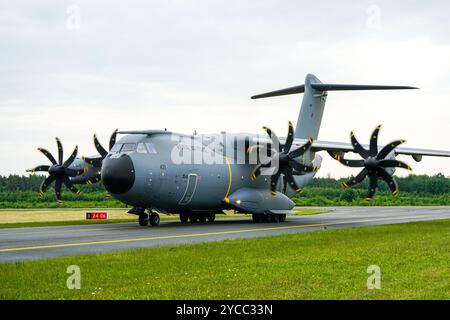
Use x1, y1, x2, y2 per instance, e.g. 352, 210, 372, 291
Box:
263, 126, 282, 152
56, 137, 64, 165
341, 168, 368, 188
270, 170, 282, 195
27, 165, 50, 173
288, 160, 317, 173
283, 121, 294, 153
39, 175, 56, 194
86, 173, 102, 185
350, 131, 369, 159
338, 158, 365, 168
109, 129, 119, 150
288, 136, 314, 159
284, 168, 302, 192
82, 156, 103, 168
378, 159, 412, 170
62, 145, 78, 168
55, 178, 62, 201
365, 172, 378, 201
64, 178, 81, 195
93, 134, 108, 158
37, 148, 57, 165
369, 125, 382, 157
377, 140, 406, 160
281, 174, 288, 194
377, 167, 399, 197
250, 163, 263, 181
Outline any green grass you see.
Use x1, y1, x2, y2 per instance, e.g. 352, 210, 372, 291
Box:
292, 208, 330, 215
0, 219, 448, 299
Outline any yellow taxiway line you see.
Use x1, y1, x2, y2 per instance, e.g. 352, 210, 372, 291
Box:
0, 214, 434, 253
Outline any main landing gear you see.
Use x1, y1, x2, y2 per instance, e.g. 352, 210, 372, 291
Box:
138, 211, 160, 227
252, 214, 286, 223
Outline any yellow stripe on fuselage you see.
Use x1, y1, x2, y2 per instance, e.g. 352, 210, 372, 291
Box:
224, 156, 232, 201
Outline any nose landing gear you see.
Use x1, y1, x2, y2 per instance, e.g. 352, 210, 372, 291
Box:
149, 212, 160, 226
136, 210, 160, 227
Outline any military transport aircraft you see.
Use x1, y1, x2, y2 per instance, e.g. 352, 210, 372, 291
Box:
27, 74, 450, 226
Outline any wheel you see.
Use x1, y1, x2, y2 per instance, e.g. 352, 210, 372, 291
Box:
207, 213, 216, 222
149, 212, 160, 226
252, 214, 261, 223
271, 214, 280, 223
279, 214, 286, 222
198, 214, 207, 223
262, 215, 271, 223
180, 212, 189, 223
189, 212, 199, 223
138, 213, 149, 226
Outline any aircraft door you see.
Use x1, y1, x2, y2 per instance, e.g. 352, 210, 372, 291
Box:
178, 173, 198, 205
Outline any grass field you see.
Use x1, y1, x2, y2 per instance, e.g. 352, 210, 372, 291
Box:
0, 219, 448, 299
0, 208, 328, 228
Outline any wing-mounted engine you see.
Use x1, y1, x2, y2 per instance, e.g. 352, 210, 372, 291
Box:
331, 125, 412, 201
226, 187, 295, 214
27, 138, 88, 202
249, 121, 319, 195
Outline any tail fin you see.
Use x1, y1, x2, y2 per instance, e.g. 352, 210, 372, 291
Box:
251, 73, 417, 140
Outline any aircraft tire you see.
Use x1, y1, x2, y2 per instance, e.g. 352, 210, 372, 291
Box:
180, 212, 189, 223
189, 213, 199, 223
252, 214, 261, 223
207, 213, 216, 222
271, 214, 280, 223
198, 214, 207, 223
138, 213, 149, 226
279, 214, 286, 222
149, 212, 160, 226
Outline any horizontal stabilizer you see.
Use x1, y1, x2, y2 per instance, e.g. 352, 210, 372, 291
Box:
251, 83, 418, 99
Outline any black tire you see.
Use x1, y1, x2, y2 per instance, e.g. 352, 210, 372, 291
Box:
271, 214, 280, 223
198, 214, 207, 223
149, 212, 160, 226
138, 214, 149, 226
180, 212, 189, 223
189, 212, 199, 223
207, 213, 216, 222
252, 214, 261, 223
279, 214, 286, 222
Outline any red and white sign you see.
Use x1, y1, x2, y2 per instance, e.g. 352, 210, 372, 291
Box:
86, 212, 108, 220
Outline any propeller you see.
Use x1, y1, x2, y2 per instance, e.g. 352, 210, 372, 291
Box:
82, 129, 118, 184
27, 138, 87, 202
250, 121, 318, 195
333, 125, 412, 201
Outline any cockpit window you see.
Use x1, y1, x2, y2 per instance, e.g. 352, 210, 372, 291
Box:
136, 143, 148, 154
110, 143, 122, 153
145, 142, 157, 154
121, 143, 136, 153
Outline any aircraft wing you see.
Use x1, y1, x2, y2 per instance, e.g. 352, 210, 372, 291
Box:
251, 136, 450, 158
295, 139, 450, 158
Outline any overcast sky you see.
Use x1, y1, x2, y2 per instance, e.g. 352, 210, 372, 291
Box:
1, 0, 449, 177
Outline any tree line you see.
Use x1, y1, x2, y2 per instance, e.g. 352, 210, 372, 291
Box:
0, 173, 448, 208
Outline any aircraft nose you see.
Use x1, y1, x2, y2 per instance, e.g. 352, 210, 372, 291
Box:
101, 154, 135, 194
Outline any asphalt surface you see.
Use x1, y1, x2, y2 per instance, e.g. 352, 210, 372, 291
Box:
0, 206, 449, 263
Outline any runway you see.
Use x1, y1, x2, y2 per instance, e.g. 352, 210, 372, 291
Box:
0, 206, 449, 263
